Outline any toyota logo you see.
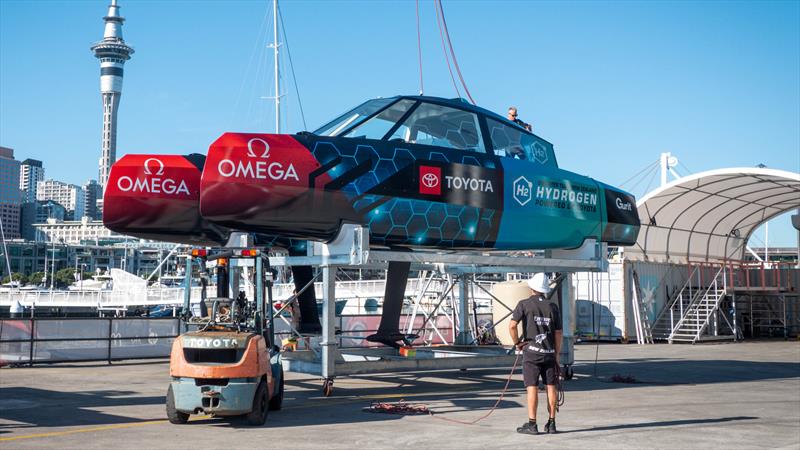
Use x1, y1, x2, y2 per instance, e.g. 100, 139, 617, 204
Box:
143, 158, 165, 176
421, 172, 439, 188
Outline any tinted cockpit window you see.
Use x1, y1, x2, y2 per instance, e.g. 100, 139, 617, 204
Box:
313, 98, 395, 137
387, 102, 486, 153
343, 99, 416, 140
487, 118, 539, 160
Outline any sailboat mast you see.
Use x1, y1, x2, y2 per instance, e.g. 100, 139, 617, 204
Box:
273, 0, 280, 133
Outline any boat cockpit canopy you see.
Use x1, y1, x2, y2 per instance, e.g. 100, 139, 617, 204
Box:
311, 96, 557, 166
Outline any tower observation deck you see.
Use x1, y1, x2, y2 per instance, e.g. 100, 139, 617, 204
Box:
90, 0, 134, 190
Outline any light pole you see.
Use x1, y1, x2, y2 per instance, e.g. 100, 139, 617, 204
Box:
792, 210, 799, 269
49, 239, 56, 291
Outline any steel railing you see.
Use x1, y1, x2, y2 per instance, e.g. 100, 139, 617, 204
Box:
0, 317, 181, 367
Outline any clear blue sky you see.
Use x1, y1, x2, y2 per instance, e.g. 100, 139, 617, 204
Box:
1, 0, 798, 246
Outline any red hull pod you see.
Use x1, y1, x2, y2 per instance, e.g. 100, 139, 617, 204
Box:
104, 154, 228, 246
200, 133, 336, 239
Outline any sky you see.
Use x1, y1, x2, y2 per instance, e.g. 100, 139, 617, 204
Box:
0, 0, 798, 247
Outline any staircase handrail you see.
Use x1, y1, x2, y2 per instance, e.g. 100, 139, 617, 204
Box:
652, 265, 699, 327
668, 265, 726, 340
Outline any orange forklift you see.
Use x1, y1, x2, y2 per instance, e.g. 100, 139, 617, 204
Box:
166, 248, 284, 425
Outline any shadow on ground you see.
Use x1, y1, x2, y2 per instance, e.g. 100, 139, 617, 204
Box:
560, 416, 759, 434
1, 357, 796, 429
0, 388, 165, 428
286, 357, 800, 397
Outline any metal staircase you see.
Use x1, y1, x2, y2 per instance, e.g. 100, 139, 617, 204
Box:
652, 266, 735, 344
669, 287, 727, 343
651, 267, 699, 341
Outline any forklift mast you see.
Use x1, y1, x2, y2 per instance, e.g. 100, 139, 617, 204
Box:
181, 248, 275, 349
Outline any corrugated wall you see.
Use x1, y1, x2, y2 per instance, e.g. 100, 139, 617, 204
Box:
623, 260, 691, 340
576, 259, 798, 341
573, 260, 699, 341
572, 263, 626, 339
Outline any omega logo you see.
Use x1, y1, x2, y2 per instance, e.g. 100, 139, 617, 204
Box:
143, 158, 165, 176
247, 138, 270, 159
115, 158, 190, 195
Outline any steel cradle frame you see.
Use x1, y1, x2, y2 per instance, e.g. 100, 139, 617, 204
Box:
267, 225, 608, 395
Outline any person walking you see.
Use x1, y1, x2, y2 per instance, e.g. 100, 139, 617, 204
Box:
509, 273, 562, 435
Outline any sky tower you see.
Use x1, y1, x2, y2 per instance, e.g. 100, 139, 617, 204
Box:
90, 0, 134, 189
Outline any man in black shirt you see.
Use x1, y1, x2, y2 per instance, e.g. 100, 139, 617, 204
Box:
507, 106, 533, 132
509, 273, 562, 435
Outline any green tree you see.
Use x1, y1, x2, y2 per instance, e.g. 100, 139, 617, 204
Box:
28, 272, 45, 285
54, 268, 77, 288
2, 272, 28, 285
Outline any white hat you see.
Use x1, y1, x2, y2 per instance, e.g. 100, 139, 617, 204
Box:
527, 273, 551, 295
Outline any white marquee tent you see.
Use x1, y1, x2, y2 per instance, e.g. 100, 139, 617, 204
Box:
626, 168, 800, 263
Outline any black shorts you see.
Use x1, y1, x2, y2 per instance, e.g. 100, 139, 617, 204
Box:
523, 358, 557, 387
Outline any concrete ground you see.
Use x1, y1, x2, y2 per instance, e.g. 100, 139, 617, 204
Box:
1, 341, 799, 449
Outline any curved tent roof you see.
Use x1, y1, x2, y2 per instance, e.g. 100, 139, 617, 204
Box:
626, 168, 800, 263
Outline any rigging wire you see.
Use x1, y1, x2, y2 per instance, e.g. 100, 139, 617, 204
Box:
434, 0, 461, 99
619, 159, 659, 189
641, 164, 661, 197
435, 0, 476, 104
278, 5, 307, 130
416, 0, 424, 95
678, 160, 693, 176
627, 163, 659, 195
251, 29, 270, 130
230, 5, 271, 129
748, 234, 766, 247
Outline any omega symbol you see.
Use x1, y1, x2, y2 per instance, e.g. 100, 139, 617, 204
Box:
143, 158, 165, 176
247, 138, 270, 158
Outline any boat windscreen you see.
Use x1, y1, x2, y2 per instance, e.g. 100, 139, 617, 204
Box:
312, 98, 395, 136
343, 99, 417, 139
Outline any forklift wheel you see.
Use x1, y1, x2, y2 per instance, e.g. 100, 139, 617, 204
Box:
166, 385, 189, 424
322, 378, 334, 397
245, 380, 269, 426
268, 368, 284, 411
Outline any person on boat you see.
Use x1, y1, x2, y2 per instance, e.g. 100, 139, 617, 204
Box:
509, 273, 562, 435
507, 106, 533, 132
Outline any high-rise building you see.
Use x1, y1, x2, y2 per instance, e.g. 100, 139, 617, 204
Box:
20, 159, 44, 204
36, 179, 85, 221
91, 0, 134, 189
0, 146, 22, 239
83, 179, 103, 220
21, 200, 66, 241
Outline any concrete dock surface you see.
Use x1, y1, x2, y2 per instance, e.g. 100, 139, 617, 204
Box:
1, 341, 798, 449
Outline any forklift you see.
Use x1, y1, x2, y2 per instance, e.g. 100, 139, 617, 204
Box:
166, 248, 284, 425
